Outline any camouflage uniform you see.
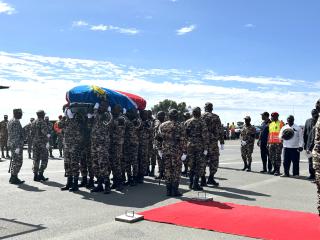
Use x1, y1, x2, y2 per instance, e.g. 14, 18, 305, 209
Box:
154, 119, 165, 175
45, 120, 54, 157
201, 112, 224, 177
138, 119, 152, 178
159, 120, 186, 194
31, 119, 49, 174
124, 118, 140, 183
23, 122, 33, 158
312, 114, 320, 215
91, 113, 111, 180
55, 120, 64, 157
185, 117, 209, 183
148, 118, 157, 175
80, 118, 94, 179
0, 119, 9, 157
240, 124, 256, 169
7, 118, 24, 175
109, 115, 126, 185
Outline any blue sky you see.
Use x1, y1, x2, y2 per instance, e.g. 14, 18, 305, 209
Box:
0, 0, 319, 125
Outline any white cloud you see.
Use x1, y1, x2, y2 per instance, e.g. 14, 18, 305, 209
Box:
0, 1, 15, 15
90, 24, 108, 31
244, 23, 255, 28
72, 21, 139, 35
72, 20, 89, 27
0, 51, 316, 125
176, 24, 196, 35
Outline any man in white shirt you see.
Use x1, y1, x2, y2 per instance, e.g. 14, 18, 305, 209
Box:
279, 115, 304, 177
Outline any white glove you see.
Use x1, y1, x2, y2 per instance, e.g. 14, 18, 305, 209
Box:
158, 150, 163, 159
94, 102, 100, 110
66, 109, 74, 119
203, 150, 208, 156
46, 142, 50, 150
181, 153, 187, 161
123, 108, 127, 114
241, 140, 247, 146
220, 144, 224, 151
108, 106, 111, 112
14, 148, 20, 154
87, 113, 93, 119
47, 134, 51, 138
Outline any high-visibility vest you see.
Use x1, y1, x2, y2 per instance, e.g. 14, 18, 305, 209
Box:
268, 121, 284, 144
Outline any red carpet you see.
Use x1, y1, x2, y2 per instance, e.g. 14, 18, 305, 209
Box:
140, 201, 320, 240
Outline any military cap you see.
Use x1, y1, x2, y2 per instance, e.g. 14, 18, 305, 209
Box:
4, 115, 8, 117
311, 109, 318, 115
168, 109, 178, 118
13, 109, 22, 114
36, 110, 45, 115
244, 116, 251, 120
205, 102, 213, 108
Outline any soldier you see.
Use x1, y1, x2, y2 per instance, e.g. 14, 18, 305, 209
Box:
60, 106, 84, 192
124, 109, 140, 186
45, 116, 54, 158
90, 101, 112, 194
23, 118, 35, 159
54, 115, 64, 158
109, 104, 126, 191
201, 102, 224, 186
7, 109, 25, 184
185, 107, 209, 191
240, 116, 256, 172
154, 111, 166, 180
158, 109, 186, 196
0, 115, 10, 159
147, 110, 156, 177
31, 110, 50, 182
137, 110, 152, 183
312, 99, 320, 216
181, 112, 191, 176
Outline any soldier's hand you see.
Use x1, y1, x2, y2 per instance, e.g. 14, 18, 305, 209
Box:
14, 148, 20, 154
47, 134, 51, 138
46, 143, 50, 150
203, 150, 208, 156
158, 150, 163, 159
298, 147, 303, 152
181, 153, 187, 161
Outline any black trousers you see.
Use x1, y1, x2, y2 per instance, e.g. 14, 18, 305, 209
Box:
260, 144, 272, 171
308, 157, 315, 177
283, 148, 300, 176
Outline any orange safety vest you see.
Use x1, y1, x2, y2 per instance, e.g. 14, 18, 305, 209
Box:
268, 121, 284, 144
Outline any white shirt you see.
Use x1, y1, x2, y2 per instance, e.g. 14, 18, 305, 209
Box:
279, 124, 304, 148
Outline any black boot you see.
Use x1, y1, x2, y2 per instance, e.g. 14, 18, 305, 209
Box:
34, 173, 40, 182
149, 165, 155, 177
59, 150, 63, 158
137, 174, 144, 184
111, 178, 118, 189
246, 163, 251, 172
86, 177, 94, 189
200, 176, 207, 187
155, 171, 164, 180
69, 176, 79, 192
91, 177, 104, 192
28, 153, 32, 159
10, 175, 25, 184
61, 176, 72, 191
207, 175, 214, 184
131, 176, 137, 186
189, 173, 194, 189
192, 177, 203, 191
104, 178, 111, 194
49, 149, 54, 158
38, 172, 49, 181
115, 177, 124, 191
172, 183, 182, 197
166, 183, 172, 196
242, 163, 248, 171
78, 176, 87, 188
6, 151, 10, 159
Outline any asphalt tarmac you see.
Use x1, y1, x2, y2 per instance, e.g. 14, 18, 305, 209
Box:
0, 140, 317, 240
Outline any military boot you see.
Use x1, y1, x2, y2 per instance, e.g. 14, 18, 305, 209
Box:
59, 150, 63, 158
78, 176, 87, 188
61, 176, 72, 191
172, 183, 182, 197
192, 177, 203, 191
149, 165, 155, 177
189, 173, 194, 189
6, 151, 10, 159
38, 172, 48, 181
33, 173, 40, 182
200, 176, 207, 187
166, 183, 172, 196
104, 178, 111, 194
10, 175, 25, 185
131, 176, 137, 186
28, 153, 32, 159
116, 180, 124, 191
86, 177, 94, 189
137, 174, 144, 184
91, 177, 104, 192
1, 152, 5, 159
242, 163, 248, 171
111, 178, 118, 189
155, 171, 164, 180
207, 175, 214, 184
246, 163, 251, 172
49, 149, 54, 158
69, 177, 79, 192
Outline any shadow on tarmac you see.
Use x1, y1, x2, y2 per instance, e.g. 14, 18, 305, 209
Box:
17, 183, 45, 192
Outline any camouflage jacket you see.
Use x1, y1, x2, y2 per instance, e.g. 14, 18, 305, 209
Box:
153, 119, 164, 150
312, 115, 320, 161
185, 117, 209, 149
60, 118, 83, 147
124, 119, 140, 147
201, 112, 224, 144
91, 113, 111, 145
240, 124, 256, 145
139, 120, 152, 146
23, 123, 33, 141
31, 119, 49, 145
0, 120, 8, 138
7, 118, 24, 148
110, 115, 126, 146
158, 120, 186, 154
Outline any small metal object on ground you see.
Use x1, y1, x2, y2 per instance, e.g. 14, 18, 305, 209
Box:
115, 210, 144, 223
192, 192, 213, 202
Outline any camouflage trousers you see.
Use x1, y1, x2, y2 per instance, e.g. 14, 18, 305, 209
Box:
163, 152, 182, 185
138, 142, 149, 176
0, 135, 7, 148
206, 141, 220, 176
27, 138, 33, 154
57, 134, 63, 152
80, 147, 94, 178
313, 158, 320, 214
149, 144, 156, 166
91, 143, 110, 179
241, 144, 254, 166
110, 144, 124, 181
64, 145, 81, 177
188, 146, 206, 178
33, 143, 48, 173
269, 144, 283, 171
124, 144, 139, 177
10, 147, 23, 176
157, 151, 165, 174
